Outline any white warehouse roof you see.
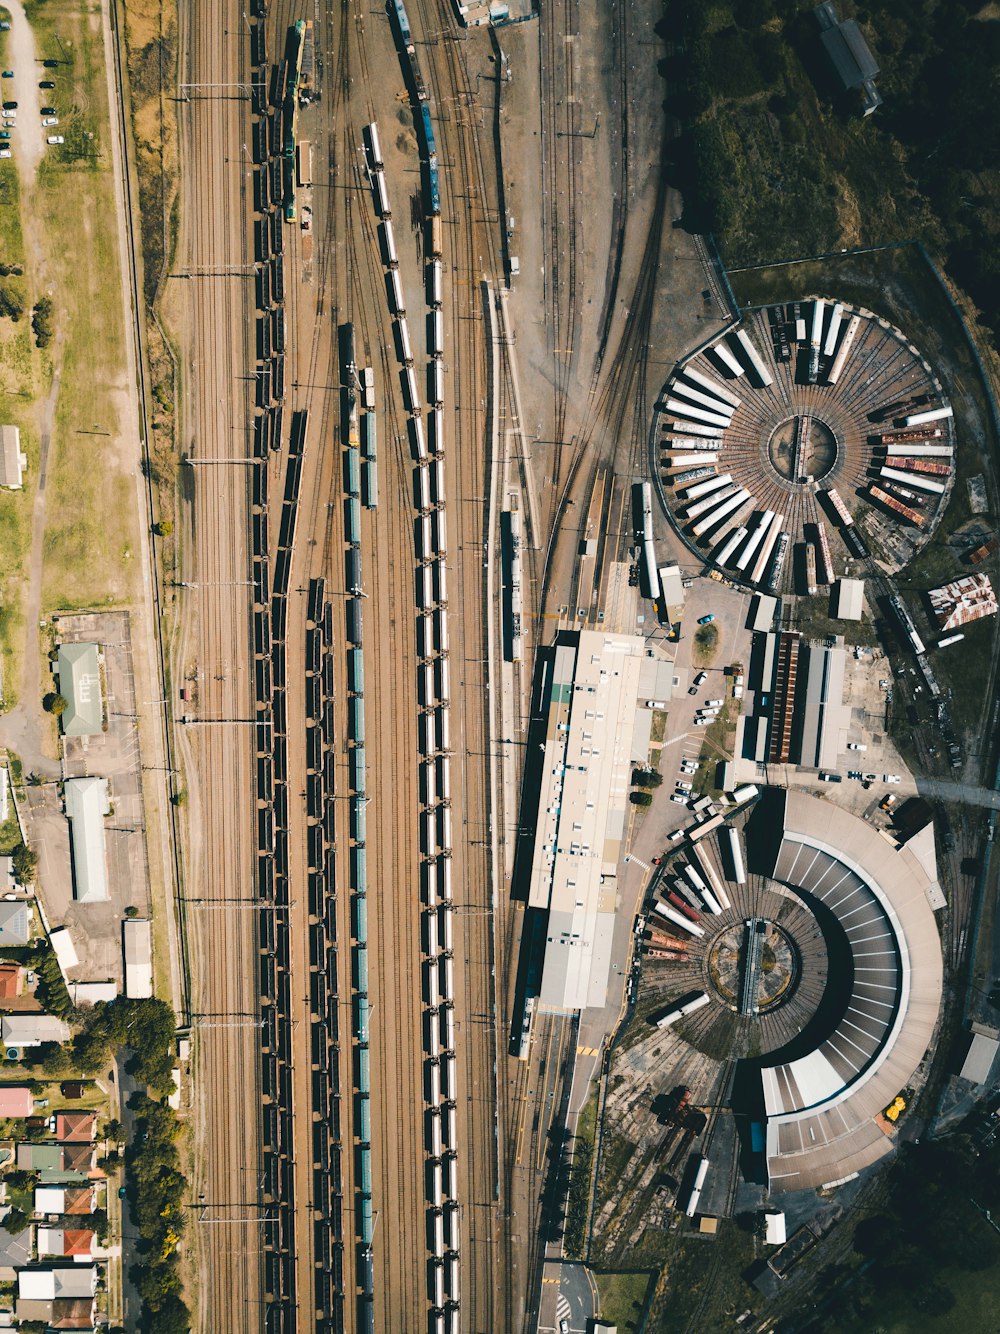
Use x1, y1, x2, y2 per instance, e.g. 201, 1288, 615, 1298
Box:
123, 918, 153, 998
834, 578, 865, 621
64, 777, 110, 904
529, 631, 645, 1012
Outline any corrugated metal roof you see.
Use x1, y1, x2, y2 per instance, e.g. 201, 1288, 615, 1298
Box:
64, 777, 110, 903
56, 643, 103, 737
820, 19, 879, 90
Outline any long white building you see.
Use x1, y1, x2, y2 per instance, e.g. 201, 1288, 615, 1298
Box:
528, 631, 646, 1012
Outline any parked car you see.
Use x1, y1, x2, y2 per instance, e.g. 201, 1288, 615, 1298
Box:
697, 613, 715, 625
40, 106, 56, 116
2, 101, 16, 110
42, 117, 58, 126
819, 772, 843, 783
706, 697, 724, 708
0, 149, 10, 158
1, 71, 13, 80
693, 717, 711, 727
0, 132, 9, 140
670, 793, 688, 805
883, 774, 901, 784
39, 80, 56, 89
676, 781, 693, 793
46, 135, 64, 144
847, 742, 867, 751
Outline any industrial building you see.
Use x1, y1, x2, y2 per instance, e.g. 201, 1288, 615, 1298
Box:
766, 632, 801, 764
0, 425, 27, 489
63, 777, 111, 904
528, 630, 646, 1012
814, 2, 882, 115
833, 577, 865, 620
927, 572, 998, 631
797, 640, 849, 771
123, 917, 153, 998
55, 643, 103, 738
760, 790, 942, 1190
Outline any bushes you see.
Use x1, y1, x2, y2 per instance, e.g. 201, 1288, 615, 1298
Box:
630, 791, 654, 808
31, 296, 53, 348
0, 283, 24, 321
11, 843, 37, 885
632, 768, 663, 789
32, 941, 74, 1019
563, 1135, 595, 1259
128, 1092, 189, 1332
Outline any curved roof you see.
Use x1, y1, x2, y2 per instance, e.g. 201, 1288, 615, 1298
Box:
763, 791, 943, 1190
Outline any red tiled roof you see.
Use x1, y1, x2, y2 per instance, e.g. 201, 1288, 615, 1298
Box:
62, 1229, 93, 1257
63, 1186, 95, 1215
0, 963, 22, 998
55, 1111, 96, 1143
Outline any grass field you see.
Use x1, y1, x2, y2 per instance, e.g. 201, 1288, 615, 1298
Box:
593, 1268, 652, 1333
31, 0, 138, 614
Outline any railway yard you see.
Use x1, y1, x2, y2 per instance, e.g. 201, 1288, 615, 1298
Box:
151, 0, 1000, 1332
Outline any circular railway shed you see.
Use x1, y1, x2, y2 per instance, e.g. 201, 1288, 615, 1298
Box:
651, 790, 943, 1192
656, 301, 955, 593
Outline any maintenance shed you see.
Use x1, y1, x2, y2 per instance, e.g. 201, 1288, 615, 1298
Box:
55, 643, 103, 737
64, 777, 111, 903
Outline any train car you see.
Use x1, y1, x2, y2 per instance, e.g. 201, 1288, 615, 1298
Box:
734, 510, 775, 574
429, 359, 444, 408
654, 991, 710, 1029
653, 902, 705, 939
766, 532, 790, 592
398, 317, 414, 367
664, 398, 732, 430
826, 313, 860, 386
380, 218, 399, 269
409, 415, 428, 464
879, 466, 946, 495
429, 214, 443, 257
404, 365, 420, 413
373, 169, 390, 220
362, 460, 378, 510
903, 405, 953, 428
710, 340, 745, 379
724, 826, 746, 884
420, 104, 438, 163
681, 363, 741, 409
714, 526, 747, 568
428, 259, 443, 308
364, 121, 383, 170
733, 328, 773, 387
429, 309, 444, 358
360, 412, 376, 460
670, 381, 736, 417
683, 1154, 710, 1217
823, 487, 854, 528
427, 160, 441, 216
388, 267, 406, 316
681, 474, 730, 502
869, 485, 925, 527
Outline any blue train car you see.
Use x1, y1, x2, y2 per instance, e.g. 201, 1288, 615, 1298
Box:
427, 160, 440, 216
389, 0, 413, 54
420, 104, 437, 163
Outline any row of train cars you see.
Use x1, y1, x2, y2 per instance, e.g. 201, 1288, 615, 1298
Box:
341, 1, 466, 1314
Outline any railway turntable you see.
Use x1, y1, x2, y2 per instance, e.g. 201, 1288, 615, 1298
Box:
655, 300, 957, 592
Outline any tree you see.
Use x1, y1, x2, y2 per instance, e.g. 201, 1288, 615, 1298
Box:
153, 520, 173, 537
11, 843, 37, 885
42, 692, 67, 716
5, 1170, 38, 1191
2, 1208, 29, 1234
31, 296, 54, 349
630, 791, 653, 807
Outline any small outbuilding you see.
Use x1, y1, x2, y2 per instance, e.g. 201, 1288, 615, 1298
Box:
55, 642, 103, 738
123, 917, 153, 998
814, 3, 882, 115
0, 424, 27, 489
834, 577, 865, 621
764, 1210, 788, 1245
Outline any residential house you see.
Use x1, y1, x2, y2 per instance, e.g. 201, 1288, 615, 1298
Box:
37, 1227, 94, 1260
0, 1217, 33, 1280
0, 1086, 34, 1118
55, 1112, 96, 1144
1, 1013, 71, 1048
0, 900, 30, 946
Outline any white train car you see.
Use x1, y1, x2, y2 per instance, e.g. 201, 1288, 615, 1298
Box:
365, 121, 384, 170
682, 364, 741, 408
684, 1154, 710, 1217
713, 526, 747, 567
655, 991, 710, 1029
724, 826, 746, 884
826, 313, 861, 386
711, 340, 745, 378
733, 328, 773, 387
664, 398, 732, 430
653, 902, 705, 939
750, 511, 784, 587
904, 406, 953, 427
734, 510, 775, 573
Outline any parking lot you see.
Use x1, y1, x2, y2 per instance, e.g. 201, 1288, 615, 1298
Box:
19, 610, 151, 986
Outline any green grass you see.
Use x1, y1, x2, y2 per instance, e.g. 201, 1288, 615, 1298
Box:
650, 709, 667, 744
593, 1269, 653, 1333
23, 0, 139, 614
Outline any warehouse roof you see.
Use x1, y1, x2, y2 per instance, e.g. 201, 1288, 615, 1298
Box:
960, 1031, 998, 1085
0, 424, 27, 489
928, 573, 997, 631
762, 790, 942, 1191
797, 642, 848, 771
123, 917, 153, 998
818, 14, 879, 89
834, 577, 865, 621
56, 643, 103, 737
529, 631, 645, 1012
64, 777, 110, 904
